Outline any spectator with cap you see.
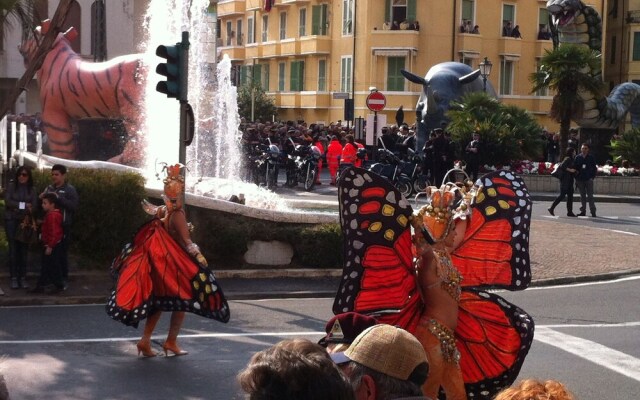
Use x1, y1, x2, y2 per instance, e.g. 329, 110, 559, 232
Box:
331, 324, 432, 400
319, 312, 379, 353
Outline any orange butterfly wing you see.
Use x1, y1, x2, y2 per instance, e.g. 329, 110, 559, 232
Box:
106, 219, 230, 327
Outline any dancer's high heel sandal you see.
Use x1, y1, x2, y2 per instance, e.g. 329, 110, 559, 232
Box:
162, 341, 189, 356
136, 341, 157, 358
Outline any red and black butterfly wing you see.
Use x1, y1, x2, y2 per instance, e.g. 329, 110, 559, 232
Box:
457, 288, 535, 399
452, 170, 532, 291
333, 166, 423, 331
106, 219, 230, 327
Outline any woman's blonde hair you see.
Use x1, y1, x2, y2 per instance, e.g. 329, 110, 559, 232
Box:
494, 379, 575, 400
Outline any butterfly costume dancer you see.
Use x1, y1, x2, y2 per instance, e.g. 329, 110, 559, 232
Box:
333, 167, 534, 399
106, 164, 230, 357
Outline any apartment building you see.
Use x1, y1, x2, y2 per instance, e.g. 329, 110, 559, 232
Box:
218, 0, 605, 129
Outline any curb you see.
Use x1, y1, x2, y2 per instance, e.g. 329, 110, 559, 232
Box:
1, 269, 637, 307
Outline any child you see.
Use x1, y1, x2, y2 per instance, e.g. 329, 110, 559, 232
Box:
30, 193, 65, 294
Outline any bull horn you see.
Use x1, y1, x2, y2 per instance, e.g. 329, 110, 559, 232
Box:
426, 87, 438, 115
460, 69, 481, 84
401, 69, 428, 86
63, 27, 78, 42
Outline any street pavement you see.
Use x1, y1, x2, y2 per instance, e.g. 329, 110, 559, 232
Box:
1, 187, 639, 306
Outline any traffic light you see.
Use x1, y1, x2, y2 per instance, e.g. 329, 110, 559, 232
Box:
155, 33, 189, 101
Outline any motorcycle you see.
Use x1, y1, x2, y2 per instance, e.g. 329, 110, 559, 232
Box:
252, 140, 281, 190
367, 148, 428, 197
285, 141, 322, 191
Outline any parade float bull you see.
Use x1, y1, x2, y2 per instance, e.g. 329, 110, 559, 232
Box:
547, 0, 640, 128
18, 20, 146, 165
401, 62, 496, 151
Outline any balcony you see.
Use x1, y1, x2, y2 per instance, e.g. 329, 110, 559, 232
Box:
369, 29, 419, 50
280, 38, 300, 56
498, 37, 522, 56
245, 44, 262, 59
221, 46, 246, 61
217, 0, 246, 17
300, 92, 331, 108
299, 36, 332, 55
274, 0, 311, 6
627, 10, 640, 23
275, 93, 301, 108
261, 41, 280, 58
534, 39, 553, 57
457, 33, 483, 55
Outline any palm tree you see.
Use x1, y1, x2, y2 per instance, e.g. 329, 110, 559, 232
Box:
0, 0, 37, 34
530, 44, 604, 158
447, 91, 544, 167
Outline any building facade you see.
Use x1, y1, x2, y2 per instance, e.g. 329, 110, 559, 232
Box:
217, 0, 607, 130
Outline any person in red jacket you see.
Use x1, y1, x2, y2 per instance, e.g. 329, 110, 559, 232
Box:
355, 140, 366, 167
340, 134, 358, 166
326, 135, 343, 185
30, 193, 65, 293
313, 135, 325, 185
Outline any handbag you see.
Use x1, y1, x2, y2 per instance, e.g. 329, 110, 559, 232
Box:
550, 163, 562, 179
15, 214, 39, 244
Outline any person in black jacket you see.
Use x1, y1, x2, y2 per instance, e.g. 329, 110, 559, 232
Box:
573, 143, 598, 217
548, 148, 577, 217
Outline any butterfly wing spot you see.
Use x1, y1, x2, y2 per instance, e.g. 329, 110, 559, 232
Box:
369, 222, 382, 232
384, 229, 395, 241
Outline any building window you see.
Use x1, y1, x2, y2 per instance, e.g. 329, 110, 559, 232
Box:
237, 19, 244, 45
341, 56, 352, 92
459, 56, 474, 67
500, 59, 513, 95
280, 12, 287, 40
387, 57, 405, 91
537, 8, 552, 39
535, 61, 548, 96
312, 4, 328, 35
318, 59, 327, 91
216, 19, 221, 39
278, 62, 286, 91
343, 0, 353, 35
226, 21, 233, 46
290, 60, 305, 91
502, 4, 515, 37
385, 0, 416, 26
633, 33, 640, 61
262, 15, 268, 42
611, 36, 617, 64
240, 65, 251, 86
299, 8, 307, 36
247, 16, 255, 44
62, 0, 82, 53
461, 0, 474, 26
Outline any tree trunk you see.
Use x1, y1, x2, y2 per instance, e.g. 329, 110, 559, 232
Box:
559, 111, 571, 160
0, 0, 74, 119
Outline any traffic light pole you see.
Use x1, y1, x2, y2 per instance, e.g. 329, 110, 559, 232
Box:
178, 31, 190, 166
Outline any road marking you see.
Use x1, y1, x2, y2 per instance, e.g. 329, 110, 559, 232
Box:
522, 274, 640, 290
535, 326, 640, 382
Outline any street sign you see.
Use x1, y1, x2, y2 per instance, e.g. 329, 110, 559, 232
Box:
333, 92, 350, 99
366, 91, 386, 112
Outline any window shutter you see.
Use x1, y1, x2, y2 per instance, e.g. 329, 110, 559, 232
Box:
385, 0, 391, 23
407, 0, 416, 22
312, 6, 320, 35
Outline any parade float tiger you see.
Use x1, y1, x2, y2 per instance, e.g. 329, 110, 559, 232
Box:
547, 0, 640, 128
18, 20, 147, 165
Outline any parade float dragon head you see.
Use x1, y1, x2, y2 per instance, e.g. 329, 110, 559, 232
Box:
545, 0, 640, 128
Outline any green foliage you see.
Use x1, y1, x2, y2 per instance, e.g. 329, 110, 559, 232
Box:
609, 128, 640, 165
0, 0, 37, 31
237, 81, 277, 122
529, 44, 604, 156
446, 92, 544, 165
31, 168, 149, 268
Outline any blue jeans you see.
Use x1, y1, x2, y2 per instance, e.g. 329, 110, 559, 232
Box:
575, 179, 596, 214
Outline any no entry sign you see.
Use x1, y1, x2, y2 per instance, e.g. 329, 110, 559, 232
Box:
366, 91, 386, 112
